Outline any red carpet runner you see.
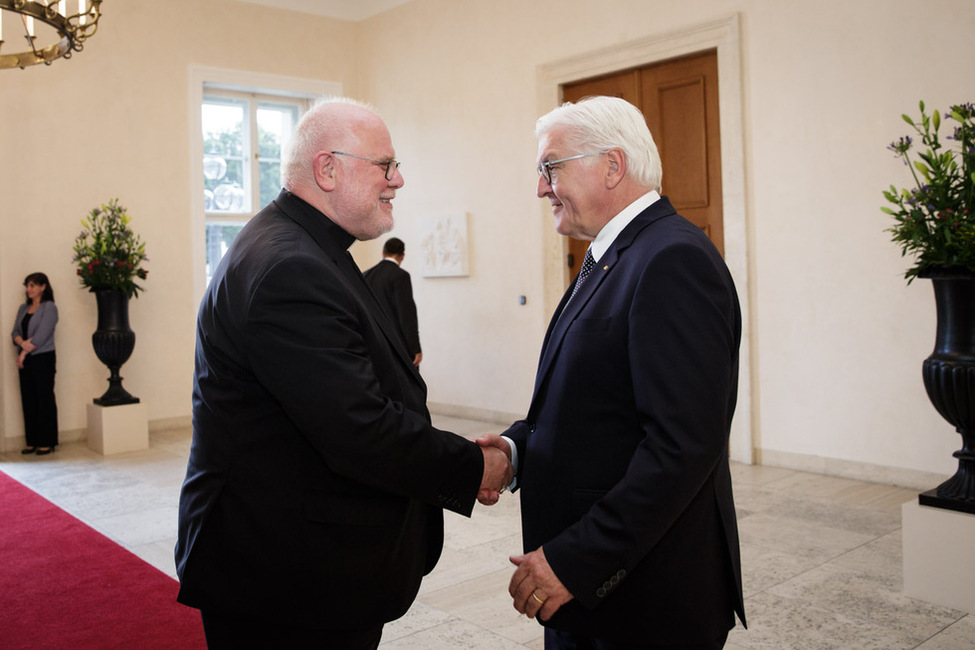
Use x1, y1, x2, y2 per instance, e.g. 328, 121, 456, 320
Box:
0, 470, 206, 649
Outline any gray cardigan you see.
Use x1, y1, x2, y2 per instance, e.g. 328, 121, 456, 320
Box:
11, 301, 58, 355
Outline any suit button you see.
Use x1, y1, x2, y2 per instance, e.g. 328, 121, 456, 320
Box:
610, 576, 619, 586
617, 569, 626, 579
596, 587, 607, 598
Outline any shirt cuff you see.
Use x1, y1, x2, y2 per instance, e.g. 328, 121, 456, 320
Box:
501, 435, 518, 492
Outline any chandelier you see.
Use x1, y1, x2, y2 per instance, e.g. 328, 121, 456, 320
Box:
0, 0, 101, 70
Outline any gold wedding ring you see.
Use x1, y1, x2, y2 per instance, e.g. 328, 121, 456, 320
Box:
531, 591, 545, 605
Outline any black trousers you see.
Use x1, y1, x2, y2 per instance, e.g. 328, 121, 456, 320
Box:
200, 610, 383, 650
545, 627, 729, 650
18, 351, 58, 448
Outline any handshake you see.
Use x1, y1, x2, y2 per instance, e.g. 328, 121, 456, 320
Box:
476, 434, 512, 506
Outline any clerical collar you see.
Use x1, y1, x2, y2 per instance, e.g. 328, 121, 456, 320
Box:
279, 189, 356, 251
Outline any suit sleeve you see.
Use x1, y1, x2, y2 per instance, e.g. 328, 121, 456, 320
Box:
241, 253, 482, 516
500, 419, 532, 480
543, 241, 740, 609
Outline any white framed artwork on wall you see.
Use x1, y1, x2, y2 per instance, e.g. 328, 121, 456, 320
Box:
419, 213, 469, 277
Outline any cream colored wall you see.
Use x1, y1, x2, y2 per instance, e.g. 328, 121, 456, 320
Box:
739, 0, 969, 479
3, 0, 974, 486
354, 0, 975, 482
0, 0, 358, 448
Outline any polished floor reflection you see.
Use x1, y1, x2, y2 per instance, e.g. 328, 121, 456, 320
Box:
2, 415, 973, 649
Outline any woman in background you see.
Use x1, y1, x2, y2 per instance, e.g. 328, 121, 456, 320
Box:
11, 272, 59, 455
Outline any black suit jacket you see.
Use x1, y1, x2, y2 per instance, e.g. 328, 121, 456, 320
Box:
504, 197, 745, 644
363, 258, 422, 357
176, 190, 483, 628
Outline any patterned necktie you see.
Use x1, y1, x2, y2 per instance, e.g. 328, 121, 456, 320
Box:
568, 248, 596, 303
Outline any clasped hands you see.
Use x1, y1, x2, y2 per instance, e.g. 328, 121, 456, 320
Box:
15, 337, 34, 370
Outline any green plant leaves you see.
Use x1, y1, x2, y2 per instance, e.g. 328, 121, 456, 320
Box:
882, 101, 975, 283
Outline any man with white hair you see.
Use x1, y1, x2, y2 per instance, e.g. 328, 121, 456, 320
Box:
481, 96, 746, 648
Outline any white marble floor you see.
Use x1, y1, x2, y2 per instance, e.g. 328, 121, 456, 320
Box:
2, 415, 974, 649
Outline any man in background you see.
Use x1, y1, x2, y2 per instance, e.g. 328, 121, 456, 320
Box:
364, 237, 422, 366
176, 98, 511, 649
480, 96, 745, 648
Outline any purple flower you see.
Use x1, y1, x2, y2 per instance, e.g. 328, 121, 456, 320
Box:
888, 136, 913, 155
951, 103, 975, 120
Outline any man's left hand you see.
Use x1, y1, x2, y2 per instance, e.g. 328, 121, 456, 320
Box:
509, 547, 573, 620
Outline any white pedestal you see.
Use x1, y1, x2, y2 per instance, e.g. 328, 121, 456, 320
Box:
87, 402, 149, 455
903, 499, 975, 614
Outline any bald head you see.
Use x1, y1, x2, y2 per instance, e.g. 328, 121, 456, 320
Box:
283, 98, 378, 192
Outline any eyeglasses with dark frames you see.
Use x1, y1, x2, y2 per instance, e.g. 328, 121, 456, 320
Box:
537, 152, 604, 185
330, 151, 401, 181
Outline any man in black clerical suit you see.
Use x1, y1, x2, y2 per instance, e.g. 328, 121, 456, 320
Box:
175, 98, 511, 649
479, 96, 746, 649
364, 237, 422, 366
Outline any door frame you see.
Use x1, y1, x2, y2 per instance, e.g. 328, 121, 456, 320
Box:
536, 14, 755, 464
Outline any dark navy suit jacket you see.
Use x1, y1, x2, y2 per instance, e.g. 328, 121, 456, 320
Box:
175, 190, 483, 628
504, 196, 746, 644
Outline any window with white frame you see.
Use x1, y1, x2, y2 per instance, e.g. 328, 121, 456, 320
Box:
201, 88, 306, 282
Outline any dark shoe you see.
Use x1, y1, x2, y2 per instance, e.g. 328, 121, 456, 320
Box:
21, 447, 37, 454
35, 447, 54, 456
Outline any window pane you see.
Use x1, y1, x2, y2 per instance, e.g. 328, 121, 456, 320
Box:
259, 161, 281, 210
203, 98, 250, 214
257, 103, 299, 208
206, 222, 246, 284
202, 91, 304, 286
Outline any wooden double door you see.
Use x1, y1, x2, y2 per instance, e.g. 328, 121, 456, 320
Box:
560, 49, 723, 282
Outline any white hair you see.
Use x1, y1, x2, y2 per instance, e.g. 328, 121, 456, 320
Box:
282, 97, 376, 190
535, 96, 662, 191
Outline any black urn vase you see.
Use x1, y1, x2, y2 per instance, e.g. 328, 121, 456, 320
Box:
91, 289, 140, 406
919, 271, 975, 514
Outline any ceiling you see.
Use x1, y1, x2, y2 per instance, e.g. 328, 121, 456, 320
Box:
231, 0, 415, 22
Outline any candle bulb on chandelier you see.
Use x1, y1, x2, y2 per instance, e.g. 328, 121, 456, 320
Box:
24, 15, 34, 38
59, 1, 67, 17
78, 0, 86, 25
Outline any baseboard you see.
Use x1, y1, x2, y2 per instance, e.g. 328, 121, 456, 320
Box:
148, 416, 192, 433
758, 447, 948, 491
427, 402, 521, 426
56, 427, 87, 444
2, 416, 192, 454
